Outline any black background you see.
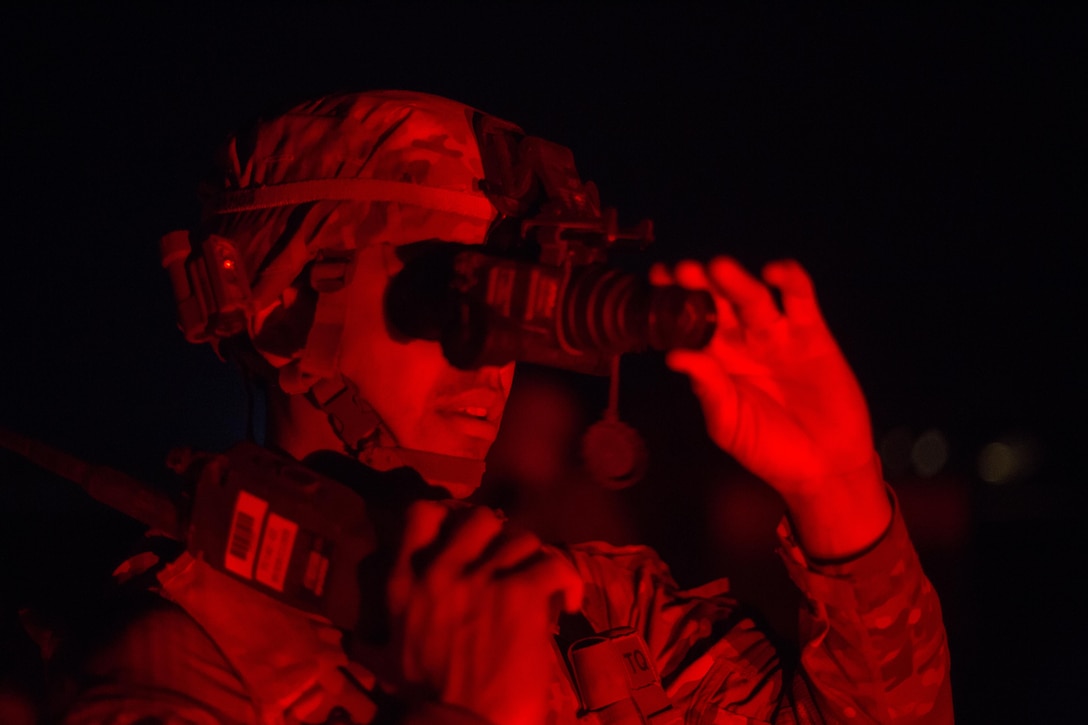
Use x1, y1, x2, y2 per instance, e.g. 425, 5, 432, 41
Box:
1, 3, 1084, 720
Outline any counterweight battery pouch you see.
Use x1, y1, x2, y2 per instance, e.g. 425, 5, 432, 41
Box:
566, 626, 681, 724
169, 441, 377, 632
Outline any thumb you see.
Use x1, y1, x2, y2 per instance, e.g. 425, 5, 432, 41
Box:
666, 350, 739, 446
520, 546, 585, 615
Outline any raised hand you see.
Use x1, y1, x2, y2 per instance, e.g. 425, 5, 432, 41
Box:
653, 257, 891, 558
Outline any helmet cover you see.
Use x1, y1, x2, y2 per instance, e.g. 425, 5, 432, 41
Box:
197, 90, 508, 368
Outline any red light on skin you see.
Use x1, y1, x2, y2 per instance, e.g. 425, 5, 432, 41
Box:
222, 258, 235, 270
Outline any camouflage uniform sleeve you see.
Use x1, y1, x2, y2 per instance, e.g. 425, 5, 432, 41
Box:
565, 486, 952, 724
775, 486, 953, 723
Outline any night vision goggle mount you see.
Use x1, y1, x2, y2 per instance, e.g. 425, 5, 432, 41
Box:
160, 113, 717, 375
386, 114, 717, 378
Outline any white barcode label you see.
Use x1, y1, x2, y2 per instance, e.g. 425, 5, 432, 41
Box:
225, 491, 268, 580
255, 513, 298, 593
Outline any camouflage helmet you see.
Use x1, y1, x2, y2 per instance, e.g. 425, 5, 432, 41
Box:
161, 90, 621, 485
193, 90, 513, 390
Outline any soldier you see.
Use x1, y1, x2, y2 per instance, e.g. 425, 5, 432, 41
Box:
56, 90, 952, 723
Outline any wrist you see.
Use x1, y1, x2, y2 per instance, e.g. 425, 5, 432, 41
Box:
780, 453, 892, 561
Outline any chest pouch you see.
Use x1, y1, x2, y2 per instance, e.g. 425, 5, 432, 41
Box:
567, 626, 681, 725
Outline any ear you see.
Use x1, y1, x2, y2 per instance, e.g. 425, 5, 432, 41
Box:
250, 283, 319, 364
251, 284, 322, 397
251, 287, 295, 336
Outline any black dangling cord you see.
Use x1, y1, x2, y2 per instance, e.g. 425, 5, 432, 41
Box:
580, 355, 648, 489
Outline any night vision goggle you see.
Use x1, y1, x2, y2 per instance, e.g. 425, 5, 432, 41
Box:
161, 112, 717, 377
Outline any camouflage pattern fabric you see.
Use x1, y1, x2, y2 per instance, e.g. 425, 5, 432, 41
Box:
563, 485, 953, 723
56, 486, 951, 724
196, 91, 501, 365
201, 90, 500, 279
62, 92, 951, 722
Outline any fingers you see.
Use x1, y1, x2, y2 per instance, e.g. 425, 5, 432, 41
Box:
464, 530, 584, 613
390, 501, 451, 613
396, 504, 583, 612
656, 257, 822, 330
401, 501, 449, 558
665, 260, 744, 326
706, 257, 782, 331
425, 506, 505, 581
480, 529, 546, 574
665, 349, 739, 444
648, 262, 673, 286
511, 546, 585, 613
654, 257, 780, 331
761, 259, 823, 325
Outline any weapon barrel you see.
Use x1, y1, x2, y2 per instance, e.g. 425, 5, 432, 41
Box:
0, 427, 181, 538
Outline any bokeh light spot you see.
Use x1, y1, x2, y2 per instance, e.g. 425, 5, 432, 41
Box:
978, 442, 1015, 484
910, 428, 949, 478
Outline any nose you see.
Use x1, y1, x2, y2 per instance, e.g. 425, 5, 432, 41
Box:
482, 362, 516, 397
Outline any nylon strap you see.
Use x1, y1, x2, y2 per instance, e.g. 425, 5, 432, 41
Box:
295, 251, 356, 382
203, 179, 496, 219
306, 377, 486, 492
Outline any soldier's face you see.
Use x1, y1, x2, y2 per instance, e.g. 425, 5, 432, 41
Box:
337, 242, 515, 497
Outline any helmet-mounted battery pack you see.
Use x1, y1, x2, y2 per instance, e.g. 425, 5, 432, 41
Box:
160, 231, 254, 344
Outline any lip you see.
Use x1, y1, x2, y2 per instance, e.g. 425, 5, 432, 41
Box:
435, 389, 506, 425
436, 411, 502, 441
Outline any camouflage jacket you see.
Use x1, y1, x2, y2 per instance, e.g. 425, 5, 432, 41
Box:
559, 490, 953, 723
57, 488, 951, 725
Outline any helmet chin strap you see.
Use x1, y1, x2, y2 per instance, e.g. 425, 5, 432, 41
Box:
305, 375, 486, 495
261, 247, 486, 494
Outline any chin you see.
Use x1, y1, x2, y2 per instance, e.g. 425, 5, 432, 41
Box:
455, 436, 495, 460
439, 479, 481, 499
414, 428, 495, 461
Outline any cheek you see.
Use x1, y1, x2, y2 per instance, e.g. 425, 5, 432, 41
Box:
337, 251, 449, 441
344, 326, 450, 439
335, 245, 508, 459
